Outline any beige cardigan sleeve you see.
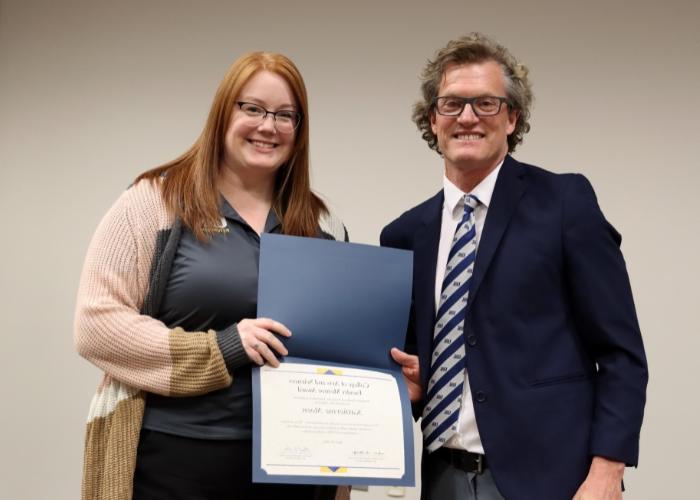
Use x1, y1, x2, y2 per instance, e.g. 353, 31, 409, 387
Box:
74, 181, 232, 396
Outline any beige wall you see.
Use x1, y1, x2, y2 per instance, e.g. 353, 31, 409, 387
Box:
1, 0, 698, 498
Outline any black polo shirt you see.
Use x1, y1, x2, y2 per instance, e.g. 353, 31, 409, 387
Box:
142, 198, 281, 440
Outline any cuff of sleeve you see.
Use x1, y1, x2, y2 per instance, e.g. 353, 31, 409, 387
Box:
216, 324, 250, 372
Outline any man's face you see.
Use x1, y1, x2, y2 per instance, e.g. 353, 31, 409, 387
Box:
430, 61, 518, 181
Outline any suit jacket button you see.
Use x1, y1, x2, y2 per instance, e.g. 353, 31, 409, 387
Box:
467, 335, 477, 346
475, 391, 487, 403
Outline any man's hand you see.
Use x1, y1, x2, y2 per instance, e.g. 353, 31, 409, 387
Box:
573, 456, 625, 500
390, 347, 422, 402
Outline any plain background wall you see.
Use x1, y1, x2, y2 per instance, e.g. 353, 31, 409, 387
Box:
1, 0, 699, 498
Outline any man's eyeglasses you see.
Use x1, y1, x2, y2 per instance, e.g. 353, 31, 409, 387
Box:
434, 96, 509, 117
237, 102, 301, 133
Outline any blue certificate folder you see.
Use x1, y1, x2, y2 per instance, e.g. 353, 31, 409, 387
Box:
252, 234, 415, 486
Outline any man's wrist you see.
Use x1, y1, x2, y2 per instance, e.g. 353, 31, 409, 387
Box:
590, 456, 625, 477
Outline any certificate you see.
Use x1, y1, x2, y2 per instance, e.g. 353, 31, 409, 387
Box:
258, 361, 405, 479
252, 234, 415, 486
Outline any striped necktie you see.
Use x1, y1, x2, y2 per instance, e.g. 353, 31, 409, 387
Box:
422, 194, 479, 453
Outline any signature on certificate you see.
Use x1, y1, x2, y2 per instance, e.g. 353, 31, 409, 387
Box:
280, 445, 313, 460
351, 449, 386, 462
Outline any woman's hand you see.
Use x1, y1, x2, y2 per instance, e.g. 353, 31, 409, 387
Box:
238, 318, 291, 368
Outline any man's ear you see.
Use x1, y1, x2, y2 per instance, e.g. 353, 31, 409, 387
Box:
430, 109, 438, 136
506, 109, 519, 135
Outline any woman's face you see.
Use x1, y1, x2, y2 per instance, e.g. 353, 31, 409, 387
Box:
222, 70, 297, 177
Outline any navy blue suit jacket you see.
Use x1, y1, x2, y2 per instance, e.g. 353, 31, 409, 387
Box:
380, 156, 648, 500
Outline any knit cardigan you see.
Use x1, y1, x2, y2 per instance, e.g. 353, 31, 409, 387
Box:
74, 179, 348, 500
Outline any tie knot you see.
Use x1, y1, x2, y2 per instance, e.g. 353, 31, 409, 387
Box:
463, 194, 479, 215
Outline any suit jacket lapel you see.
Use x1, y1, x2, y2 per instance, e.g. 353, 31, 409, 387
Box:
470, 156, 529, 306
413, 191, 443, 387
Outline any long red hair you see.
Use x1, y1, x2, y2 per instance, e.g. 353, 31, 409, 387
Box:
136, 52, 326, 240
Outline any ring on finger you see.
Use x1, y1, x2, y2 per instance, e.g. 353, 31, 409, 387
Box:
253, 342, 261, 349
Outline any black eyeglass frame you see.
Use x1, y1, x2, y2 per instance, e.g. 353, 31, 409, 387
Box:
433, 96, 510, 117
236, 101, 302, 131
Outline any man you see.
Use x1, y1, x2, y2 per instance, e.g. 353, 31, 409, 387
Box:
382, 33, 648, 500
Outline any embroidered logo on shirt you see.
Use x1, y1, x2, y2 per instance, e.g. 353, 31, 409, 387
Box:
204, 217, 230, 234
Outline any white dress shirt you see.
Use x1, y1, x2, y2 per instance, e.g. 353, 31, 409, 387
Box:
434, 161, 503, 453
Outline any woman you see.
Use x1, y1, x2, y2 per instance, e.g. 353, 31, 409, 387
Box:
75, 52, 348, 500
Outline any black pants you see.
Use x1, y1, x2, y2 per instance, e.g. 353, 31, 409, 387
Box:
133, 429, 337, 500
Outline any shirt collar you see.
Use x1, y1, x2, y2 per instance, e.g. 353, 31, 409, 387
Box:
219, 196, 281, 233
442, 160, 503, 215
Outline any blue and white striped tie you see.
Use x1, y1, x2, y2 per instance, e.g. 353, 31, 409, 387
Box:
422, 194, 479, 453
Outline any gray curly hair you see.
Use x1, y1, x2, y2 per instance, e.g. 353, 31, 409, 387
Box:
413, 33, 533, 154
